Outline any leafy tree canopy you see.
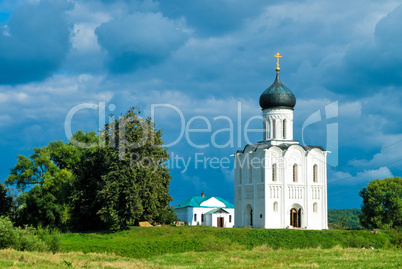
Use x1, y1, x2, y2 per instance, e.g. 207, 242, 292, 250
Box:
5, 131, 98, 192
6, 145, 73, 193
359, 177, 402, 229
5, 131, 99, 228
5, 107, 174, 231
71, 107, 173, 231
0, 183, 13, 217
16, 185, 63, 228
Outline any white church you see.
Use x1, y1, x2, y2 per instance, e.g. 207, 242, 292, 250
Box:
234, 53, 328, 230
175, 192, 235, 227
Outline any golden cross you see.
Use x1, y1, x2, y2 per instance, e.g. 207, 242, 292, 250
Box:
274, 52, 282, 72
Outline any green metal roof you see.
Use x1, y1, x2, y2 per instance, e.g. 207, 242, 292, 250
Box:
174, 196, 234, 209
204, 208, 230, 214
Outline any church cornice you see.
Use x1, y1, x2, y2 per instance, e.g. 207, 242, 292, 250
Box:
235, 143, 326, 155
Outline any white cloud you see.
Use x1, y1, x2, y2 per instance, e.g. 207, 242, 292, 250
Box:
349, 134, 402, 169
330, 166, 393, 186
0, 91, 28, 103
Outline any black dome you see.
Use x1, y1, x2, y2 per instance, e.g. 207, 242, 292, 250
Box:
259, 73, 296, 110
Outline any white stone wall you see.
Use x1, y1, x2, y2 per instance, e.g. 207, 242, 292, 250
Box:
209, 209, 235, 228
235, 144, 328, 230
176, 207, 235, 227
262, 108, 294, 142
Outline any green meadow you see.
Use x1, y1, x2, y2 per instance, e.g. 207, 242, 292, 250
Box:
59, 226, 399, 258
1, 226, 401, 268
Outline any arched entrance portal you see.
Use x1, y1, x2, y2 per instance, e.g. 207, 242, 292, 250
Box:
246, 204, 253, 227
290, 208, 302, 228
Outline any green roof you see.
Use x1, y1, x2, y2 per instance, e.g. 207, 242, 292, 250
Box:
204, 208, 230, 214
174, 196, 234, 209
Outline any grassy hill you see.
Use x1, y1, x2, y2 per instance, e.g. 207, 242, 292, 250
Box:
60, 226, 397, 259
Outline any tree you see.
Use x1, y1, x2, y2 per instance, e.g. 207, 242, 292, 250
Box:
5, 146, 75, 193
154, 206, 178, 225
107, 107, 172, 225
0, 183, 13, 217
359, 177, 402, 229
6, 107, 173, 231
70, 107, 173, 230
16, 185, 63, 228
338, 216, 346, 228
97, 163, 143, 230
5, 131, 95, 228
69, 147, 117, 231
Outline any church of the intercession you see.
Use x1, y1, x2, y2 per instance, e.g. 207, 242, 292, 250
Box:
234, 53, 328, 230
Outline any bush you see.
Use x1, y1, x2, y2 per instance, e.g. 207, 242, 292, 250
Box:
386, 229, 402, 249
0, 216, 17, 248
0, 216, 60, 252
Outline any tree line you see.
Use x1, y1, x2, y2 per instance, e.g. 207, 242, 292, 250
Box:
1, 107, 176, 231
328, 209, 361, 229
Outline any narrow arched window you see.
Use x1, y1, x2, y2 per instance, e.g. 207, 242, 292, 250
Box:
248, 162, 252, 184
273, 202, 278, 212
272, 119, 276, 139
194, 214, 197, 222
313, 203, 318, 213
313, 164, 318, 183
237, 155, 242, 185
282, 120, 286, 139
272, 164, 277, 182
293, 164, 297, 182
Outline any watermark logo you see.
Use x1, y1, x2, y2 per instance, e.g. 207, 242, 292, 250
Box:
302, 101, 338, 167
64, 100, 339, 171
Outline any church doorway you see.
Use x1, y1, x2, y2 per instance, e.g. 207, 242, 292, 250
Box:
217, 217, 224, 227
290, 208, 302, 227
246, 204, 253, 227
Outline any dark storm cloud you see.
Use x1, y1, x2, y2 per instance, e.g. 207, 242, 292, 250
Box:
95, 12, 190, 73
0, 0, 73, 85
323, 4, 402, 95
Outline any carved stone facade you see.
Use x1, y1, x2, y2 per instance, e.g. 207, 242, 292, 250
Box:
234, 65, 328, 230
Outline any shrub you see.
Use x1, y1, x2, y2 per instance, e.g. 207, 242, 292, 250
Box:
0, 216, 60, 252
0, 216, 17, 248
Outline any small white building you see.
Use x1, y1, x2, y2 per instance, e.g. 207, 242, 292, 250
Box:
234, 54, 328, 230
175, 192, 235, 227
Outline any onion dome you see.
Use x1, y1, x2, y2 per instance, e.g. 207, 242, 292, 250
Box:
259, 73, 296, 109
259, 52, 296, 110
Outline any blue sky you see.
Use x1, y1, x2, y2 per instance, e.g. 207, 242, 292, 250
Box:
1, 0, 402, 209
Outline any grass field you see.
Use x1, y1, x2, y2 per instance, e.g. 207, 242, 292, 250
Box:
1, 247, 401, 268
1, 226, 401, 268
59, 226, 398, 258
